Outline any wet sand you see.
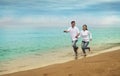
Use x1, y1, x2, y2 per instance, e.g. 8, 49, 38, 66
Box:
1, 49, 120, 76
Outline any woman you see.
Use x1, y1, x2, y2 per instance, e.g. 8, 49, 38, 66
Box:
80, 24, 92, 56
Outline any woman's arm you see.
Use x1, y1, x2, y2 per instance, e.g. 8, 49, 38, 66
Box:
89, 31, 92, 41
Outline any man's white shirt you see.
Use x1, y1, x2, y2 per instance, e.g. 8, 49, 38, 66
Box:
67, 26, 80, 41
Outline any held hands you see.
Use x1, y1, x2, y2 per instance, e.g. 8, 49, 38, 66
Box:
75, 33, 80, 38
75, 36, 78, 38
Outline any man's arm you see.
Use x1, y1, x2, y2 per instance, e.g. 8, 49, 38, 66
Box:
64, 27, 70, 33
75, 27, 80, 38
63, 30, 69, 33
75, 33, 80, 38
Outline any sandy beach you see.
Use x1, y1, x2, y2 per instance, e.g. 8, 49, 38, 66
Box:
1, 48, 120, 76
0, 0, 120, 76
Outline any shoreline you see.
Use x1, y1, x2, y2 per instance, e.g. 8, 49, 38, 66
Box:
0, 46, 120, 76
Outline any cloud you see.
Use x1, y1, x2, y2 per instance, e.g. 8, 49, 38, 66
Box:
0, 0, 120, 16
100, 16, 120, 25
0, 16, 70, 28
0, 14, 120, 28
0, 0, 120, 28
84, 1, 120, 12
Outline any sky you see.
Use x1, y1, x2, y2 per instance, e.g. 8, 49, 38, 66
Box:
0, 0, 120, 28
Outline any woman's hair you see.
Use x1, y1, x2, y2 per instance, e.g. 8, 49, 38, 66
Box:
83, 24, 88, 30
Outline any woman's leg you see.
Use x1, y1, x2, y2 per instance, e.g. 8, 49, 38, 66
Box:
81, 41, 90, 56
84, 42, 90, 50
84, 42, 90, 51
81, 41, 86, 54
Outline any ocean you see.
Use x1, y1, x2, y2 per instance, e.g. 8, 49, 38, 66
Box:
0, 26, 120, 74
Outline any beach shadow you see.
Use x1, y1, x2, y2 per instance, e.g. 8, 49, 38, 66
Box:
107, 43, 120, 46
43, 73, 48, 76
0, 70, 8, 72
68, 74, 73, 76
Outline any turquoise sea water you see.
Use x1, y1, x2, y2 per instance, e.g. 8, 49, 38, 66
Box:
0, 26, 120, 62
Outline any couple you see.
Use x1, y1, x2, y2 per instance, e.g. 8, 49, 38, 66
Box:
64, 21, 92, 58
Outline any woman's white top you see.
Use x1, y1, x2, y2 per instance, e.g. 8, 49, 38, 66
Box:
80, 30, 92, 42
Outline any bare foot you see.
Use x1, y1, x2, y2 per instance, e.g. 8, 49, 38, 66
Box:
75, 55, 78, 60
89, 48, 91, 52
83, 53, 87, 57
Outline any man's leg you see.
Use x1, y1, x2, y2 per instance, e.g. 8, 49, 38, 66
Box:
72, 40, 78, 56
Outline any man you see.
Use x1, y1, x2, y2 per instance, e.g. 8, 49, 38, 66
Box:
64, 21, 80, 58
